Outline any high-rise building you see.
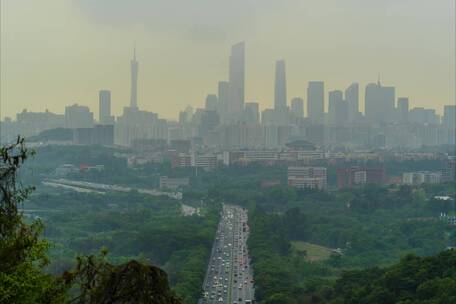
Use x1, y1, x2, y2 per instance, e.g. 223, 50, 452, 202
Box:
205, 94, 218, 111
65, 104, 94, 129
345, 83, 359, 122
291, 97, 304, 118
274, 60, 287, 110
130, 49, 139, 109
99, 90, 114, 125
397, 97, 409, 123
365, 81, 395, 124
443, 105, 456, 129
307, 81, 325, 124
328, 90, 344, 125
228, 42, 245, 116
244, 102, 259, 124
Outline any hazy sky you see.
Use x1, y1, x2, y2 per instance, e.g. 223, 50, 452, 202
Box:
1, 0, 454, 120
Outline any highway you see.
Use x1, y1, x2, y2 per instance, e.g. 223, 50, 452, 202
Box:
200, 205, 255, 304
43, 178, 182, 200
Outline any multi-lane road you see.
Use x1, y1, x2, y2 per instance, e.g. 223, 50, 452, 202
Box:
200, 205, 255, 304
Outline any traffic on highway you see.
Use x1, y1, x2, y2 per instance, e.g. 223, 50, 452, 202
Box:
200, 205, 255, 304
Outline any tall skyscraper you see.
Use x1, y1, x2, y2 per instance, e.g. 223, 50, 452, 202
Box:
274, 60, 287, 110
291, 97, 304, 118
228, 42, 245, 116
345, 83, 359, 122
397, 97, 409, 123
365, 81, 395, 124
307, 81, 325, 124
130, 49, 138, 109
99, 90, 113, 125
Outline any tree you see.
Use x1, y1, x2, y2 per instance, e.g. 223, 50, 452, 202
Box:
0, 137, 66, 303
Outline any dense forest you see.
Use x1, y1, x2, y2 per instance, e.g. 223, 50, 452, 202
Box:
245, 183, 455, 303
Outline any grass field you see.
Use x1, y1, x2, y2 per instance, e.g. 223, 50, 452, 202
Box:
291, 241, 334, 262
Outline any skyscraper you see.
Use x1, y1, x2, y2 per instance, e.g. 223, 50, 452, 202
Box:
228, 42, 245, 116
397, 97, 409, 123
291, 97, 304, 118
345, 83, 359, 122
130, 49, 139, 109
365, 81, 395, 124
274, 60, 287, 110
307, 81, 325, 124
99, 90, 113, 125
328, 90, 344, 125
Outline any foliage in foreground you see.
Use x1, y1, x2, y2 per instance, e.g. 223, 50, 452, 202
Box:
0, 138, 182, 304
318, 249, 456, 304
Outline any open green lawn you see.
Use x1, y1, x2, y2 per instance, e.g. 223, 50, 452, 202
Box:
291, 241, 334, 262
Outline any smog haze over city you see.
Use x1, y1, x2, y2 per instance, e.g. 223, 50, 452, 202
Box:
0, 1, 455, 304
1, 0, 455, 119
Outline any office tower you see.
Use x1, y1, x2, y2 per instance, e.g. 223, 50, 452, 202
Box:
130, 48, 138, 109
345, 83, 359, 122
328, 90, 344, 124
245, 102, 259, 123
365, 81, 395, 124
199, 110, 220, 138
291, 97, 304, 118
205, 94, 218, 111
65, 104, 94, 129
397, 97, 409, 123
328, 90, 349, 125
99, 90, 114, 125
307, 81, 325, 124
228, 42, 245, 116
443, 105, 456, 129
274, 60, 287, 110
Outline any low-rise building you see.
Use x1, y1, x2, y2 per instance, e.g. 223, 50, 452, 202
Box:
402, 171, 442, 185
288, 166, 327, 190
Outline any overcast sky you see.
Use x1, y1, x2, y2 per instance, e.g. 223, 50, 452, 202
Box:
1, 0, 454, 119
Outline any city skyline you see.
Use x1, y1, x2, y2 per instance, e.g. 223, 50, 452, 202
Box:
1, 0, 455, 120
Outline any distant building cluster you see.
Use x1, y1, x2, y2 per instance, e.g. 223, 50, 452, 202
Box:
1, 42, 455, 157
